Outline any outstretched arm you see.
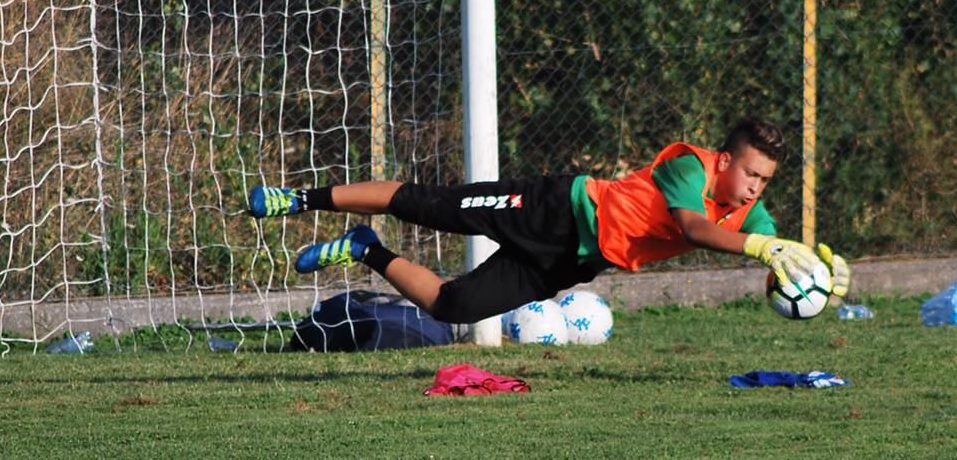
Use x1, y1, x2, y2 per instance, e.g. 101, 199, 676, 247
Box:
673, 208, 851, 297
670, 208, 747, 254
671, 208, 819, 287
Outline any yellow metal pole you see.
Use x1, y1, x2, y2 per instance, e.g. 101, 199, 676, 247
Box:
370, 0, 387, 235
802, 0, 817, 246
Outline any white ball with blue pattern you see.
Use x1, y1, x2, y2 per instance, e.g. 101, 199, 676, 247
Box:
502, 299, 568, 346
559, 291, 614, 345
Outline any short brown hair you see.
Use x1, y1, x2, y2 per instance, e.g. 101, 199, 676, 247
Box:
719, 119, 787, 162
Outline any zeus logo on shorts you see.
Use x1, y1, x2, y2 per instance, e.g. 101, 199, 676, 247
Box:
460, 194, 523, 210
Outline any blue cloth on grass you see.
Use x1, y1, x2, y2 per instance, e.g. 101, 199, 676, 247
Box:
730, 371, 849, 389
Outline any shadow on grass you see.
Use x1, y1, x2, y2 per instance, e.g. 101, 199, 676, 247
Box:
0, 366, 698, 386
517, 367, 703, 385
0, 368, 439, 386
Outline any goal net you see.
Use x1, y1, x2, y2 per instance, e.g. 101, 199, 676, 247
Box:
0, 0, 466, 354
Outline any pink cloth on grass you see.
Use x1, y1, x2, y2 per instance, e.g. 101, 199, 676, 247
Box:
424, 363, 530, 397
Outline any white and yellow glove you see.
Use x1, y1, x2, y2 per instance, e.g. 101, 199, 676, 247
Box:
815, 243, 851, 298
743, 234, 821, 287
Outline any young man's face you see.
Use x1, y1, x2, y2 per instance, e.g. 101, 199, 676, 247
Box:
713, 144, 777, 209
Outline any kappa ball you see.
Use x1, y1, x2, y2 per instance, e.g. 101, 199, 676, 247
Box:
559, 291, 614, 345
502, 299, 568, 345
765, 261, 833, 319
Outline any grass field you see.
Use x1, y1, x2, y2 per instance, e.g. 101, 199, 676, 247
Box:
2, 294, 955, 458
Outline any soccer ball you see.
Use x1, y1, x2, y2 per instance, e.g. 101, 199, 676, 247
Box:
765, 261, 833, 319
502, 300, 568, 345
559, 291, 614, 345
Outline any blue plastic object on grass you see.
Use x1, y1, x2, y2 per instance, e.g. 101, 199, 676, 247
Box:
921, 281, 957, 327
837, 304, 875, 321
208, 337, 239, 352
47, 331, 94, 354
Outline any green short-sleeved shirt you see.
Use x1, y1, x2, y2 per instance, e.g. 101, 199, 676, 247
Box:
653, 155, 777, 236
570, 155, 778, 264
570, 175, 603, 264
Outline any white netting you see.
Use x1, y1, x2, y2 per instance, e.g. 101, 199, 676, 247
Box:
0, 0, 462, 354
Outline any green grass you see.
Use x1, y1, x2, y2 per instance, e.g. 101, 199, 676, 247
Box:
2, 295, 955, 458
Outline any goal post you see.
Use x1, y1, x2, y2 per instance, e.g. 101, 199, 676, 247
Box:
461, 0, 501, 347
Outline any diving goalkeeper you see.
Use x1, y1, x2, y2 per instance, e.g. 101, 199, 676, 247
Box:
247, 119, 851, 323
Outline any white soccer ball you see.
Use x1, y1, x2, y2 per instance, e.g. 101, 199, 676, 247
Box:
765, 261, 833, 319
503, 300, 568, 346
559, 291, 614, 345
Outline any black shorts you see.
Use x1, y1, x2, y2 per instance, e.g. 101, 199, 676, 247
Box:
388, 175, 602, 323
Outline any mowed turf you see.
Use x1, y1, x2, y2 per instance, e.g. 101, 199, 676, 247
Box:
1, 294, 955, 458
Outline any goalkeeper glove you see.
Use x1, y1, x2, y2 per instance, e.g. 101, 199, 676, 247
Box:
743, 234, 821, 287
815, 243, 851, 297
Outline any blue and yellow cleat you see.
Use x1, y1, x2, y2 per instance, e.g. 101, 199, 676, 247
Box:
295, 225, 381, 273
248, 186, 302, 218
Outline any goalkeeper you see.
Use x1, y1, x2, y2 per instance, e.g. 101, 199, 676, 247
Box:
248, 119, 850, 323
